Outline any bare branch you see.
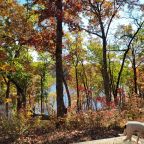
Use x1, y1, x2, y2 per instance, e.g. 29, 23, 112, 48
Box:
81, 27, 102, 38
105, 2, 123, 38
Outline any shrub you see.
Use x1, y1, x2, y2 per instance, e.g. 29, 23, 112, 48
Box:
0, 109, 41, 141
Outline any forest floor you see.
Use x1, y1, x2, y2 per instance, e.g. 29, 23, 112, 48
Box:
0, 125, 124, 144
1, 105, 144, 144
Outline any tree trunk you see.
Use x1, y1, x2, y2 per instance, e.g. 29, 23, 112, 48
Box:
8, 77, 26, 111
108, 51, 116, 98
63, 75, 71, 107
17, 87, 26, 111
41, 76, 44, 114
17, 90, 22, 111
80, 62, 90, 110
132, 49, 137, 94
75, 66, 81, 112
98, 14, 111, 104
102, 38, 111, 103
56, 0, 66, 117
6, 80, 10, 117
81, 74, 89, 110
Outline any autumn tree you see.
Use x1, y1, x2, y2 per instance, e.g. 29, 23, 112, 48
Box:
79, 0, 144, 105
0, 0, 34, 111
79, 0, 126, 104
30, 0, 83, 116
114, 20, 144, 99
64, 32, 84, 111
30, 0, 67, 117
33, 52, 55, 114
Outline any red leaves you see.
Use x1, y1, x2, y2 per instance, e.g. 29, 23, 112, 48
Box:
30, 0, 83, 54
117, 88, 124, 93
96, 97, 106, 103
78, 85, 85, 91
27, 29, 56, 54
63, 54, 72, 61
96, 96, 116, 108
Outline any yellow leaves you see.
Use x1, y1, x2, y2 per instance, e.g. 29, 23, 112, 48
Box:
1, 64, 11, 71
29, 14, 39, 23
103, 1, 113, 17
0, 0, 34, 45
5, 98, 12, 103
33, 116, 41, 126
7, 0, 13, 4
27, 111, 33, 116
103, 1, 113, 10
0, 64, 16, 72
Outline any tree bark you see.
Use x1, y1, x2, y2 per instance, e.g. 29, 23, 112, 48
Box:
41, 76, 44, 114
5, 80, 10, 117
16, 86, 26, 111
99, 12, 111, 104
132, 48, 137, 94
75, 66, 81, 112
56, 0, 66, 117
108, 52, 116, 98
81, 61, 90, 110
102, 38, 111, 103
63, 75, 71, 107
8, 78, 26, 111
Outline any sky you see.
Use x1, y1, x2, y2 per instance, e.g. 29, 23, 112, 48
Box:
18, 0, 26, 4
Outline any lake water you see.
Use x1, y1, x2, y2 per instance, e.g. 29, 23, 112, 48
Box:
0, 84, 102, 116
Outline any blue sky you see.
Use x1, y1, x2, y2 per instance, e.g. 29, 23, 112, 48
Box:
18, 0, 26, 4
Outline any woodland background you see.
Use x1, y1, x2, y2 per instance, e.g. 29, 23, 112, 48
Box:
0, 0, 144, 143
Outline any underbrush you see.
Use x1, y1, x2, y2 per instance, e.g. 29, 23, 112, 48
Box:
63, 95, 144, 130
0, 111, 43, 142
0, 95, 143, 143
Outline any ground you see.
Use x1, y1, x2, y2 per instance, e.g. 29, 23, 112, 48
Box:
0, 127, 124, 144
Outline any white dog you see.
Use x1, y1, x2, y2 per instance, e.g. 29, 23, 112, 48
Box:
123, 121, 144, 144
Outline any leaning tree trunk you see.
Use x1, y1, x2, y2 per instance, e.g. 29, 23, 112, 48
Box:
63, 75, 71, 107
56, 0, 66, 117
114, 21, 144, 102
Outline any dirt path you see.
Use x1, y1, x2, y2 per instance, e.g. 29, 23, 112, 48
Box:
75, 136, 144, 144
